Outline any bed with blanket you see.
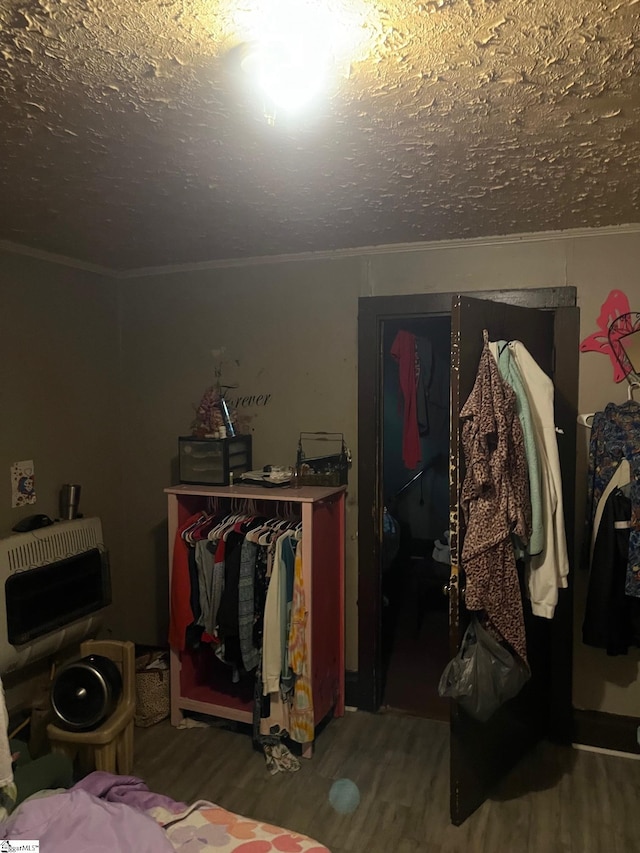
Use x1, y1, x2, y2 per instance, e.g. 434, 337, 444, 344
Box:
0, 771, 330, 852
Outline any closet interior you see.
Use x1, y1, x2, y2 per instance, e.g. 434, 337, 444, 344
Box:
166, 483, 345, 757
358, 289, 580, 824
381, 315, 452, 720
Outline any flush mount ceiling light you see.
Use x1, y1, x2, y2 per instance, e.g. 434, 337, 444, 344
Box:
227, 0, 378, 120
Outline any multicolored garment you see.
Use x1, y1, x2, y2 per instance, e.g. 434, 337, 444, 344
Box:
586, 401, 640, 597
288, 543, 314, 744
460, 335, 532, 664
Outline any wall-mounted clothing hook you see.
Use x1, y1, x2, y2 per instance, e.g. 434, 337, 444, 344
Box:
577, 413, 595, 429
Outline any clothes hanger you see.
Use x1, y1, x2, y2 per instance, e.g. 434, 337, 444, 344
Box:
244, 513, 281, 545
258, 520, 284, 547
257, 527, 273, 547
207, 511, 242, 541
224, 512, 262, 541
191, 510, 227, 541
245, 512, 277, 543
181, 512, 209, 543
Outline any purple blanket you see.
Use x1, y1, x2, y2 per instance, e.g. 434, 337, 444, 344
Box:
72, 771, 186, 813
0, 788, 176, 852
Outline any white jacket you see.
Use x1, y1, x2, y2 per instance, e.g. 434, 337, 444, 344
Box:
509, 341, 569, 618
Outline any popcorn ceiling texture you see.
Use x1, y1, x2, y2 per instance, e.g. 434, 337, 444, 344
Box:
1, 0, 639, 270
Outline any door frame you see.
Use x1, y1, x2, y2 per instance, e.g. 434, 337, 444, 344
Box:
357, 286, 578, 716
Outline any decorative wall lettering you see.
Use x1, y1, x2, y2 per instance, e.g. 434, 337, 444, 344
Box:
227, 394, 272, 409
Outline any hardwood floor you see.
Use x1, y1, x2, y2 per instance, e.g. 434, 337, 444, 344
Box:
134, 711, 640, 852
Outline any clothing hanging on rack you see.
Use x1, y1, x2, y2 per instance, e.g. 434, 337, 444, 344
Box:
168, 500, 313, 761
583, 485, 640, 655
288, 544, 314, 743
585, 401, 640, 597
169, 511, 206, 652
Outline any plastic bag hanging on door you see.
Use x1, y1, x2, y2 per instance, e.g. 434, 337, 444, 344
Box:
438, 618, 530, 722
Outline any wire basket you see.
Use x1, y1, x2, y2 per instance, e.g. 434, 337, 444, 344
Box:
296, 432, 350, 486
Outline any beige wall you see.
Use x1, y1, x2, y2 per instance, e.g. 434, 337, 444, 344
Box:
0, 251, 124, 648
118, 258, 364, 647
119, 228, 640, 717
4, 227, 640, 718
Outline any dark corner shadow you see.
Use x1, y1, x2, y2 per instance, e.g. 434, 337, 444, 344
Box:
152, 519, 170, 643
152, 454, 179, 645
489, 739, 578, 803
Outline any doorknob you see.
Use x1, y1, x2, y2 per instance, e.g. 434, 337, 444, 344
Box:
443, 579, 465, 600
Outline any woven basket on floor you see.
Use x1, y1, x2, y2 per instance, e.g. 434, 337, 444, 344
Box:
134, 652, 170, 728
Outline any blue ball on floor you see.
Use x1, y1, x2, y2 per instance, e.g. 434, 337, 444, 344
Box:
329, 778, 361, 814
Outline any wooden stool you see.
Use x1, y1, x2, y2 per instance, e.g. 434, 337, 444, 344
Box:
47, 640, 136, 775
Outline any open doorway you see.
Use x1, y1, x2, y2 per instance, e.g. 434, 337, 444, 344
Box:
380, 315, 451, 720
357, 288, 578, 717
357, 288, 579, 824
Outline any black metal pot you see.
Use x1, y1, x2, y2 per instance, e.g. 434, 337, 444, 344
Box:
51, 654, 122, 731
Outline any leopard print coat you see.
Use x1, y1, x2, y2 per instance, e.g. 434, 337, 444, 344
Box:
460, 336, 532, 664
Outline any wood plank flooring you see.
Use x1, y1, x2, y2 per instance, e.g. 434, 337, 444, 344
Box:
134, 711, 640, 852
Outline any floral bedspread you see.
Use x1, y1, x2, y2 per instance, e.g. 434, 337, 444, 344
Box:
149, 800, 331, 853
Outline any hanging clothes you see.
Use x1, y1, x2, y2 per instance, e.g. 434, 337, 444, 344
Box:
288, 544, 314, 744
391, 329, 421, 470
279, 536, 297, 697
216, 530, 245, 668
262, 533, 286, 695
585, 401, 640, 597
238, 539, 259, 672
195, 540, 215, 628
205, 538, 226, 638
489, 340, 543, 558
416, 335, 450, 439
590, 459, 630, 567
252, 651, 299, 775
508, 340, 569, 619
583, 486, 640, 655
460, 334, 531, 664
415, 336, 433, 436
171, 505, 310, 770
169, 512, 206, 652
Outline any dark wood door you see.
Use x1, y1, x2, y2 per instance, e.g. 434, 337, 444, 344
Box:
448, 294, 579, 825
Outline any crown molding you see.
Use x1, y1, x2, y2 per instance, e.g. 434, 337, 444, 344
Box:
2, 223, 640, 279
118, 223, 640, 278
0, 240, 114, 277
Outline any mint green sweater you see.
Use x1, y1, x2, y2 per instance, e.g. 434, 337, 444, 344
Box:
489, 341, 544, 557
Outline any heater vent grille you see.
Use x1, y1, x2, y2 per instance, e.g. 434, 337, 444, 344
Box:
0, 518, 103, 574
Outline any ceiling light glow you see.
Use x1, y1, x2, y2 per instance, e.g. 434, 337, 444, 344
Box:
228, 0, 376, 116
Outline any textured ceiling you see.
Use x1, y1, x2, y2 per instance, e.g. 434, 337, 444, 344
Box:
1, 0, 640, 271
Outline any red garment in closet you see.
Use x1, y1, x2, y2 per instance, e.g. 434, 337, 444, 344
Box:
391, 329, 421, 470
168, 511, 204, 651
